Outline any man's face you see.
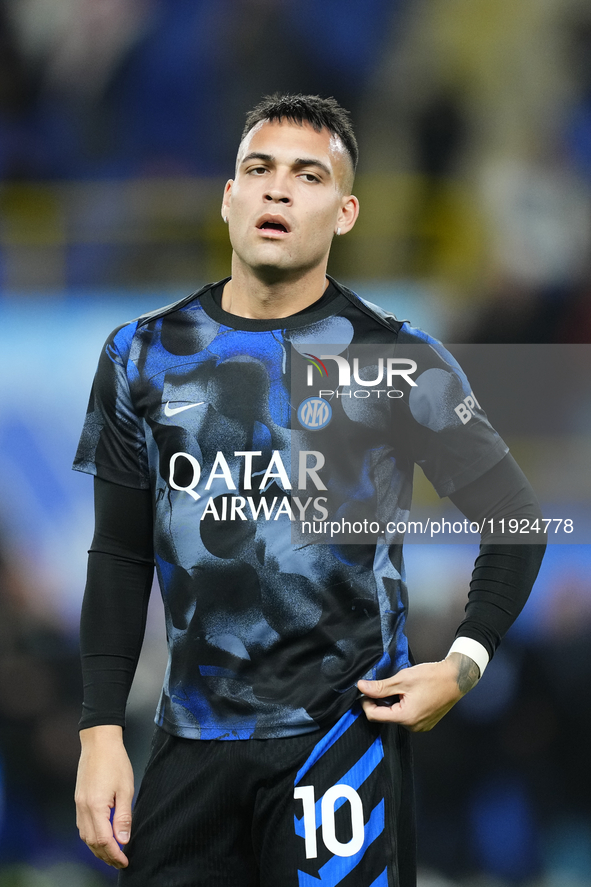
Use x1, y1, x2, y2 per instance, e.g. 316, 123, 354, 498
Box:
222, 120, 358, 280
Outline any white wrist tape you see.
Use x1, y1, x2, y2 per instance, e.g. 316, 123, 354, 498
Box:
447, 637, 489, 678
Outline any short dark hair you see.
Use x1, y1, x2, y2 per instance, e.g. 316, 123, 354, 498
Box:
241, 93, 358, 175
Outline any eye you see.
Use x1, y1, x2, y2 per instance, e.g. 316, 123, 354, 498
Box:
299, 172, 320, 183
249, 166, 269, 176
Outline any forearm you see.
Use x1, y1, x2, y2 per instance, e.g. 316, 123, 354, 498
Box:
449, 454, 546, 670
79, 723, 124, 748
453, 543, 544, 662
361, 459, 545, 730
80, 551, 153, 729
445, 651, 480, 694
79, 478, 154, 730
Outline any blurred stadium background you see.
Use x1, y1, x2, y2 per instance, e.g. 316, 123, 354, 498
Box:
0, 1, 590, 885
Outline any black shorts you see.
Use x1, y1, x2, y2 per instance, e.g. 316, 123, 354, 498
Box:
118, 704, 415, 887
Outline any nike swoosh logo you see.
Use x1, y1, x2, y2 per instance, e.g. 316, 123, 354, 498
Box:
164, 401, 205, 417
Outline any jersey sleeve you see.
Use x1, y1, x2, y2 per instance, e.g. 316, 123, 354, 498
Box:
398, 325, 509, 497
73, 322, 150, 489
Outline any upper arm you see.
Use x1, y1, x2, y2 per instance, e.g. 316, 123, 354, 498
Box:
92, 476, 154, 563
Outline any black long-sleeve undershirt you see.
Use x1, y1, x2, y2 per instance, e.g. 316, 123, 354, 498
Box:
79, 454, 545, 730
79, 482, 154, 730
449, 455, 546, 656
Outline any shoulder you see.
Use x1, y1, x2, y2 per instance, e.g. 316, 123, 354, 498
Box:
101, 280, 222, 362
330, 277, 446, 348
328, 276, 407, 335
330, 278, 471, 380
134, 280, 223, 329
100, 319, 138, 367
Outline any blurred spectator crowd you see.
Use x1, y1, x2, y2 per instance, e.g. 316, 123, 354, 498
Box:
1, 0, 591, 341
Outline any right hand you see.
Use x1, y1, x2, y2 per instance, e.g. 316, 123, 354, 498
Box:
75, 725, 135, 869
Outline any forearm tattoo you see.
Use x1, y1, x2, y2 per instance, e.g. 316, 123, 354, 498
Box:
451, 653, 481, 694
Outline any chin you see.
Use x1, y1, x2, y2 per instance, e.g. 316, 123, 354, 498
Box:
241, 252, 296, 277
253, 262, 299, 282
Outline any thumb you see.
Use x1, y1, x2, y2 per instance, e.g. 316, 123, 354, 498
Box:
357, 678, 401, 707
357, 678, 390, 697
113, 798, 133, 846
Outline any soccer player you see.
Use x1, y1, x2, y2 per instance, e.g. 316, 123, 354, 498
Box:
73, 94, 545, 886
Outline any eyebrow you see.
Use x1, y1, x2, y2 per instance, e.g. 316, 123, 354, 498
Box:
240, 152, 332, 179
240, 152, 273, 166
294, 157, 332, 178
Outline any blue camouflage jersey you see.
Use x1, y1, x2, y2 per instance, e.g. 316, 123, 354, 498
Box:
73, 277, 508, 740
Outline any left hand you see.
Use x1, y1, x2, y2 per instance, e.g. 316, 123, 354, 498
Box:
357, 653, 479, 732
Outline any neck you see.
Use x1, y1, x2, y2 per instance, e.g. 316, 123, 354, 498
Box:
221, 259, 330, 319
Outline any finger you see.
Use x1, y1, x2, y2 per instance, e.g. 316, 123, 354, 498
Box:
361, 700, 427, 731
88, 831, 129, 868
79, 804, 129, 868
357, 678, 401, 699
113, 799, 133, 846
360, 696, 405, 723
374, 693, 400, 707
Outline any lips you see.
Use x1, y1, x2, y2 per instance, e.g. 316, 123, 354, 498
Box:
256, 214, 291, 234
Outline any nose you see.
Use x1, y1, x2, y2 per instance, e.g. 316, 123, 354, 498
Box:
264, 190, 291, 204
264, 172, 292, 204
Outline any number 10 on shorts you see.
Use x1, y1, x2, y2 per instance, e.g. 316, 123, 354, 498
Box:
294, 784, 365, 858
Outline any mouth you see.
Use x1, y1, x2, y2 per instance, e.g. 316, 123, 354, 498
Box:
256, 215, 290, 236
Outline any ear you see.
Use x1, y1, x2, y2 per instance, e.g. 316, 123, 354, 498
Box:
221, 179, 233, 222
335, 194, 360, 236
